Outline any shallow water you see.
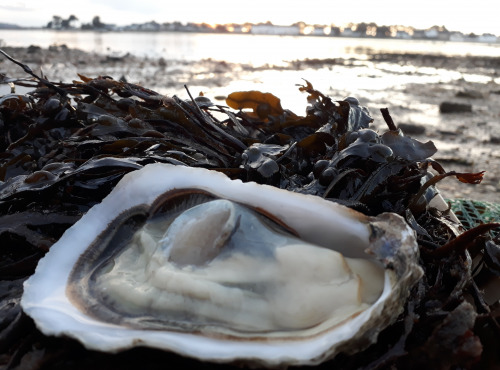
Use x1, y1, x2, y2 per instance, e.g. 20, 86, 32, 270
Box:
3, 29, 500, 61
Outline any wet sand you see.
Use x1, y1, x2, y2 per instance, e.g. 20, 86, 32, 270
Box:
1, 45, 499, 203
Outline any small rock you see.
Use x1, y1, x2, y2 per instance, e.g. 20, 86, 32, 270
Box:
398, 123, 426, 135
438, 130, 457, 136
439, 101, 472, 114
158, 57, 167, 67
27, 45, 41, 53
456, 89, 486, 99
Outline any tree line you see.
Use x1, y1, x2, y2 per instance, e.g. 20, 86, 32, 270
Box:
46, 15, 107, 30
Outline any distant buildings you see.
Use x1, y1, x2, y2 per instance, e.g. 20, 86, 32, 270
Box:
40, 16, 499, 43
478, 33, 498, 43
251, 23, 300, 35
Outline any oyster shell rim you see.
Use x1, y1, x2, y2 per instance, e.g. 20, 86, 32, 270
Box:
21, 163, 423, 367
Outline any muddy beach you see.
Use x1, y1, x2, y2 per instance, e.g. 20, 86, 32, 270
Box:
1, 44, 500, 203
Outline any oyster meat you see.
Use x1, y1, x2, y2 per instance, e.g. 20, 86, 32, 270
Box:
22, 163, 423, 367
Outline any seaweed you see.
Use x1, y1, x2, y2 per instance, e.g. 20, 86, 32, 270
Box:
1, 49, 499, 369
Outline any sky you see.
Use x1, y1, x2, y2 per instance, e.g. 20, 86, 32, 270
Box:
1, 0, 499, 35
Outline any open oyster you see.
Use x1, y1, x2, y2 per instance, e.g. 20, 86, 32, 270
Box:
22, 164, 423, 367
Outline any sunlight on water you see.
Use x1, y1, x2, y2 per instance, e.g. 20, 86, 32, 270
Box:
3, 30, 500, 64
2, 31, 499, 124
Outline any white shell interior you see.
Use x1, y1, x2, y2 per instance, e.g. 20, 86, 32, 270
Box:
93, 198, 384, 336
21, 163, 420, 367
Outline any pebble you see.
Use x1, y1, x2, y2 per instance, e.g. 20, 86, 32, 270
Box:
455, 89, 486, 99
439, 101, 473, 114
398, 122, 426, 135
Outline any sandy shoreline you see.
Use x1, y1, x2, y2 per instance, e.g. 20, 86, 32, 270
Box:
1, 45, 499, 203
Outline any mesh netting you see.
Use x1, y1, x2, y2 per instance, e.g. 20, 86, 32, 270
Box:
448, 198, 500, 236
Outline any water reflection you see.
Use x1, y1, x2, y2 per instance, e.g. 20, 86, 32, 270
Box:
3, 30, 500, 66
93, 32, 104, 54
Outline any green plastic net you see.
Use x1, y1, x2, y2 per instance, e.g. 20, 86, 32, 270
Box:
448, 198, 500, 236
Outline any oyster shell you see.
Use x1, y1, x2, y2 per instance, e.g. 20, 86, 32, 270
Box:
22, 163, 423, 367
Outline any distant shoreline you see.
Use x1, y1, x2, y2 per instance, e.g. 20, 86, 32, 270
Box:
1, 26, 498, 45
